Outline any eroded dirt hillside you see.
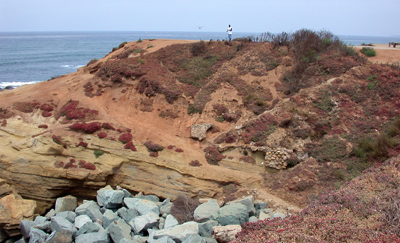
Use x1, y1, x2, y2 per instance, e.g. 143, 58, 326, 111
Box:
1, 32, 400, 215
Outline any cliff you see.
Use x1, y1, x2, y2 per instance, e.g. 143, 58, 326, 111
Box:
1, 31, 399, 225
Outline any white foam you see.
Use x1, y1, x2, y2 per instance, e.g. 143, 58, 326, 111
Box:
0, 81, 41, 89
61, 64, 85, 69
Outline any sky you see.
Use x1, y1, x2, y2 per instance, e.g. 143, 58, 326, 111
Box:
1, 0, 399, 37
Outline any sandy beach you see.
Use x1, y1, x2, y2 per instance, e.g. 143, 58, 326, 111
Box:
355, 43, 400, 64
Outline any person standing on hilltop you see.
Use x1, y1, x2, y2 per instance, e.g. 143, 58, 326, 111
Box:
226, 25, 233, 41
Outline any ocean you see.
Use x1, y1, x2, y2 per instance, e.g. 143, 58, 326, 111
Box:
1, 31, 399, 89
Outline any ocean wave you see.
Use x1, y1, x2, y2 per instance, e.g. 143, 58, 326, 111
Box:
61, 64, 85, 69
0, 81, 41, 89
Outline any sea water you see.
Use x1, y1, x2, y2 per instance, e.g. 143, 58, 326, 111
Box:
0, 31, 398, 89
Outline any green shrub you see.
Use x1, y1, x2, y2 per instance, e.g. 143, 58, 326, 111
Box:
94, 150, 104, 158
137, 38, 142, 43
361, 47, 376, 57
190, 40, 206, 56
118, 41, 128, 49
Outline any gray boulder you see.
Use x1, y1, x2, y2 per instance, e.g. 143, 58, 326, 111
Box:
107, 218, 132, 243
134, 195, 160, 202
55, 211, 76, 223
226, 195, 255, 216
249, 216, 258, 223
85, 204, 103, 222
50, 216, 76, 235
129, 211, 159, 234
117, 207, 139, 223
55, 195, 77, 213
150, 221, 198, 242
212, 203, 249, 226
76, 222, 102, 236
159, 199, 172, 215
131, 235, 148, 243
182, 234, 207, 243
124, 198, 160, 216
193, 199, 220, 222
74, 229, 109, 243
102, 209, 120, 229
148, 235, 175, 243
20, 220, 38, 239
74, 215, 92, 229
163, 214, 179, 229
75, 200, 98, 216
45, 209, 56, 219
34, 216, 47, 224
33, 221, 52, 233
198, 220, 219, 238
45, 230, 73, 243
29, 228, 47, 243
97, 186, 125, 209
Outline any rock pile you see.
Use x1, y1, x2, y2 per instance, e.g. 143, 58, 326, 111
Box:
15, 185, 287, 243
264, 149, 290, 170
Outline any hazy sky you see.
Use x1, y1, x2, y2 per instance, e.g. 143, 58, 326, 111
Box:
1, 0, 399, 37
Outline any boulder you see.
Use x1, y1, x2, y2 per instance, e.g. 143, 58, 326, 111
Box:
46, 230, 73, 243
116, 207, 139, 223
107, 218, 132, 243
150, 221, 199, 242
75, 229, 109, 243
212, 203, 249, 226
129, 211, 159, 234
159, 198, 172, 215
20, 220, 38, 239
96, 186, 125, 209
55, 211, 76, 223
29, 228, 48, 243
102, 209, 120, 229
76, 222, 102, 236
134, 194, 160, 202
193, 199, 220, 222
190, 123, 213, 141
226, 195, 255, 216
182, 234, 207, 243
212, 225, 242, 243
163, 214, 179, 229
55, 195, 77, 213
75, 201, 98, 216
74, 215, 92, 229
0, 194, 36, 237
124, 198, 160, 216
198, 220, 219, 238
50, 216, 76, 235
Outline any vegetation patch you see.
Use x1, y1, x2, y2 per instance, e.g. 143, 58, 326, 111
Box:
203, 146, 226, 165
144, 141, 164, 152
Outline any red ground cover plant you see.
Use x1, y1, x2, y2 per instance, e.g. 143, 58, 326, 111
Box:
189, 160, 202, 167
69, 122, 102, 134
175, 148, 184, 153
203, 146, 226, 165
78, 160, 96, 170
118, 133, 133, 143
51, 135, 63, 145
76, 141, 88, 148
41, 111, 52, 117
1, 119, 7, 127
149, 152, 159, 157
101, 122, 115, 130
233, 158, 400, 242
97, 132, 107, 139
0, 108, 14, 119
39, 104, 54, 112
124, 141, 137, 151
144, 141, 164, 152
13, 101, 40, 113
56, 100, 98, 121
167, 145, 174, 149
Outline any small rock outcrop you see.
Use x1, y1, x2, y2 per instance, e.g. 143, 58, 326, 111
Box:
190, 123, 213, 141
